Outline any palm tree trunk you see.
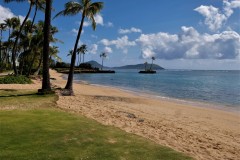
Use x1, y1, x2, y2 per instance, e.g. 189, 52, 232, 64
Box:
31, 0, 38, 31
80, 53, 81, 64
34, 52, 42, 75
65, 13, 85, 92
0, 30, 2, 63
77, 53, 80, 67
101, 57, 103, 70
150, 59, 153, 71
40, 0, 52, 92
27, 51, 37, 76
12, 2, 33, 75
83, 54, 84, 63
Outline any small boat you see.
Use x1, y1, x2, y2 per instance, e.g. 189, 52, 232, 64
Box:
139, 70, 156, 74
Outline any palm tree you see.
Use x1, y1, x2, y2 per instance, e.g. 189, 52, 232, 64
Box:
4, 17, 20, 62
0, 23, 7, 64
4, 18, 13, 40
77, 44, 87, 64
150, 56, 155, 71
40, 0, 52, 93
4, 0, 35, 75
100, 52, 107, 70
31, 0, 45, 30
55, 0, 104, 94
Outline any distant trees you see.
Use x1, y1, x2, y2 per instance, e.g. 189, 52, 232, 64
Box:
143, 57, 156, 71
150, 56, 155, 71
4, 0, 35, 75
0, 1, 60, 79
77, 44, 87, 65
100, 52, 107, 70
55, 0, 104, 95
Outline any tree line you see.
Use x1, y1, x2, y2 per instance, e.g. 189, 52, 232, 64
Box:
1, 0, 104, 95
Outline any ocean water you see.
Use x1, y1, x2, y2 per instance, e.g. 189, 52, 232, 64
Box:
73, 70, 240, 110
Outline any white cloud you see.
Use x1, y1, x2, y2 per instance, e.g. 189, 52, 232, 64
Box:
0, 5, 14, 23
104, 46, 112, 53
99, 36, 136, 53
119, 27, 142, 34
194, 0, 240, 32
71, 28, 83, 35
136, 26, 240, 60
71, 28, 78, 35
94, 14, 104, 26
0, 5, 25, 24
18, 16, 25, 23
89, 44, 98, 54
224, 0, 240, 17
83, 14, 103, 27
83, 14, 113, 27
194, 5, 227, 32
106, 22, 114, 27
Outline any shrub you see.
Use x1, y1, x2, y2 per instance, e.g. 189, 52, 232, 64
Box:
0, 75, 32, 84
55, 62, 70, 68
79, 63, 93, 69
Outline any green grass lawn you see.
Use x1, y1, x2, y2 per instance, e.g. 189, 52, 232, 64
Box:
0, 90, 192, 160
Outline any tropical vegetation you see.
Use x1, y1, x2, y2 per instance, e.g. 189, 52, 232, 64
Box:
100, 52, 107, 70
54, 0, 104, 95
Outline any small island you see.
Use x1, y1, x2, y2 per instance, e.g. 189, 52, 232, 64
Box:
139, 57, 158, 74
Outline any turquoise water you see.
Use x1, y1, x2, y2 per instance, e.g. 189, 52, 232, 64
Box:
73, 70, 240, 109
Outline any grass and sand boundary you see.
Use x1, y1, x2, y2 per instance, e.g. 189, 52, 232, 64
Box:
0, 69, 239, 160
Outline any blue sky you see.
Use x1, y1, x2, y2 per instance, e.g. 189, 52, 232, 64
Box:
0, 0, 239, 70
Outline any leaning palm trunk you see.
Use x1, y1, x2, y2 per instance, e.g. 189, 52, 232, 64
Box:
34, 52, 43, 75
31, 0, 38, 31
150, 59, 153, 71
101, 57, 103, 70
12, 2, 33, 75
65, 12, 85, 92
40, 0, 52, 92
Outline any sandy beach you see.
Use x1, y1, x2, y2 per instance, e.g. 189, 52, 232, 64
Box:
1, 70, 239, 160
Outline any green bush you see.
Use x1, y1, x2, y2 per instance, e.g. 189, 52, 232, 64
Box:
79, 63, 93, 69
0, 75, 32, 84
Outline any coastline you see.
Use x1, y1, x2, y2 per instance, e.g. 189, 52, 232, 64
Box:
73, 79, 240, 114
1, 70, 239, 160
55, 71, 240, 160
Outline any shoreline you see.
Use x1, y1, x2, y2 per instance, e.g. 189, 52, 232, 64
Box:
73, 79, 240, 114
56, 71, 240, 160
1, 70, 239, 160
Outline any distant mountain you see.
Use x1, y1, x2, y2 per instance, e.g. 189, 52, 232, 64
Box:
85, 60, 109, 69
113, 63, 164, 70
85, 61, 164, 70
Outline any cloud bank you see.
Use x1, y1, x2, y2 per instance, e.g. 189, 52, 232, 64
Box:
100, 36, 136, 53
137, 26, 240, 60
194, 0, 240, 31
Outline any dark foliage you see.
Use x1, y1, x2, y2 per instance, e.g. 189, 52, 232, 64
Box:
55, 62, 70, 68
79, 63, 93, 69
0, 75, 32, 84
